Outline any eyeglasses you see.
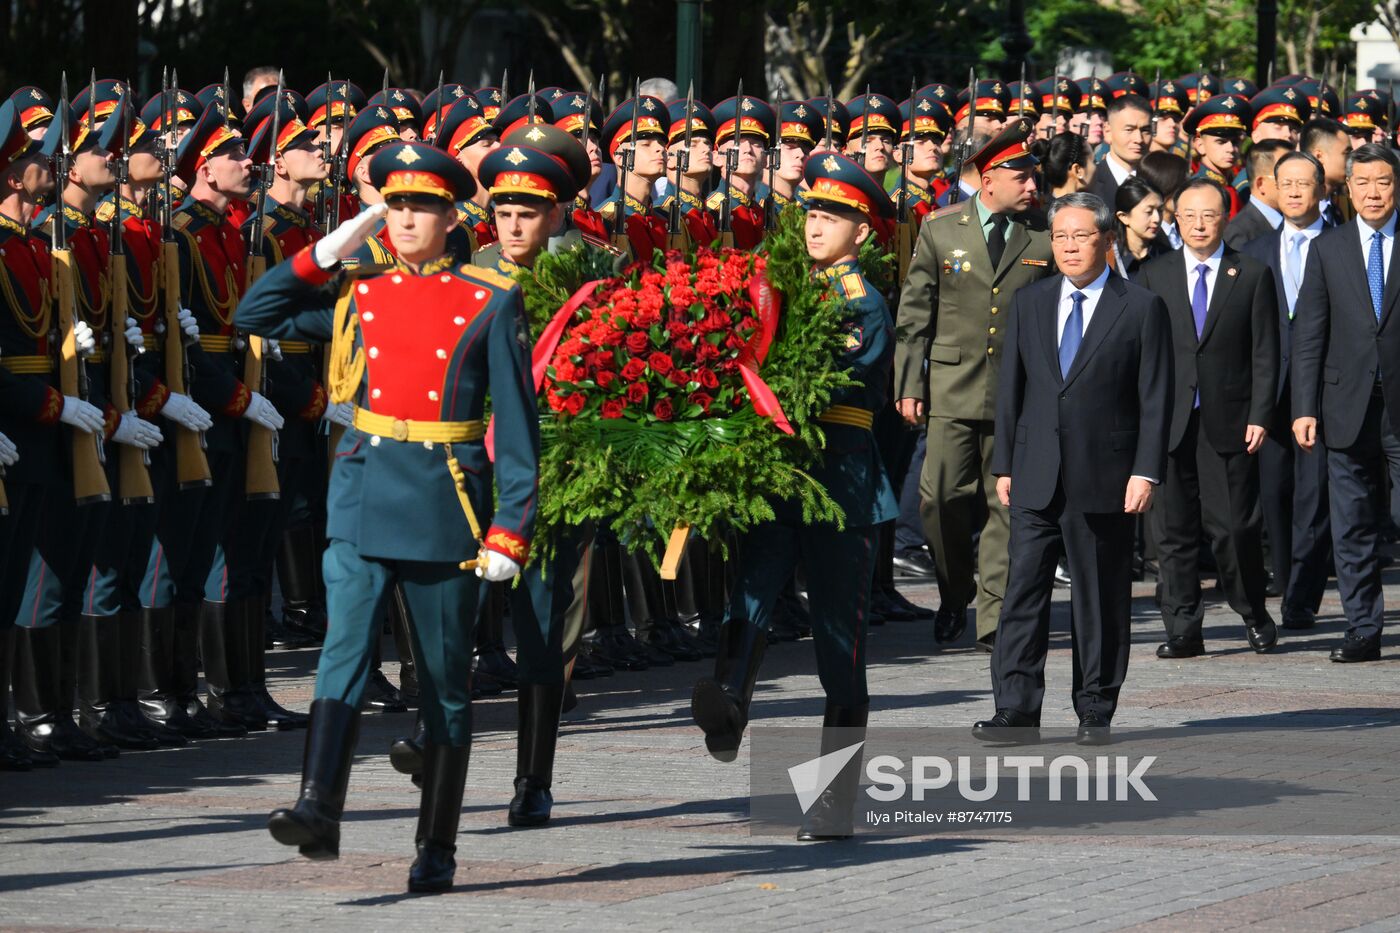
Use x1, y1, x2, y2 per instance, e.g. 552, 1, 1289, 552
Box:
1177, 211, 1222, 225
1276, 179, 1317, 192
1050, 231, 1099, 244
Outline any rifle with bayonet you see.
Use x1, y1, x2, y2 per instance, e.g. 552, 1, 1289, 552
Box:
948, 67, 976, 205
316, 71, 334, 232
896, 77, 917, 282
667, 83, 694, 251
53, 72, 111, 504
764, 78, 784, 232
857, 83, 871, 168
1150, 67, 1162, 145
428, 70, 445, 145
717, 79, 741, 248
108, 85, 154, 504
611, 82, 641, 254
242, 70, 284, 500
159, 68, 212, 488
327, 80, 351, 231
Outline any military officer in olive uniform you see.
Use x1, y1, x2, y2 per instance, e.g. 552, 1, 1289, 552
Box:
894, 120, 1053, 651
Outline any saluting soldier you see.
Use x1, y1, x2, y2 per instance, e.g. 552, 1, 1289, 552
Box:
691, 150, 897, 841
247, 140, 538, 893
894, 120, 1053, 652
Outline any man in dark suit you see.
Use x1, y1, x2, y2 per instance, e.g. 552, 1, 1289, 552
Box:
1239, 151, 1333, 631
1137, 178, 1280, 658
1292, 143, 1400, 663
975, 192, 1172, 745
1085, 94, 1152, 210
1225, 139, 1290, 248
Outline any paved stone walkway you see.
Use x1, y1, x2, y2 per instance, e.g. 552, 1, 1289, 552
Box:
4, 573, 1400, 931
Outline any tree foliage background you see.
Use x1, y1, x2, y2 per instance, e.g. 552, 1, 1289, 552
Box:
0, 0, 1384, 108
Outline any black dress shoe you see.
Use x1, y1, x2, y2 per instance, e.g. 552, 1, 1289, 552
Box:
1054, 562, 1072, 587
1280, 607, 1316, 630
364, 670, 409, 712
507, 777, 553, 828
933, 604, 967, 643
1246, 619, 1278, 654
971, 709, 1039, 745
1330, 633, 1381, 663
1264, 574, 1281, 598
1076, 712, 1111, 746
883, 586, 934, 620
891, 550, 936, 579
1156, 637, 1204, 659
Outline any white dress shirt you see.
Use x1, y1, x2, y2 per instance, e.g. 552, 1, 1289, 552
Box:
1278, 215, 1325, 311
1161, 220, 1183, 249
1356, 211, 1397, 281
1183, 242, 1225, 311
1103, 152, 1134, 186
1248, 196, 1283, 230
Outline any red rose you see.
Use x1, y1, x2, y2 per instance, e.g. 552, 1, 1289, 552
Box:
667, 367, 689, 386
621, 358, 647, 381
635, 305, 662, 327
696, 341, 720, 362
688, 391, 713, 413
596, 369, 617, 390
626, 381, 649, 403
674, 338, 695, 356
601, 398, 625, 419
697, 367, 720, 389
562, 393, 586, 416
653, 398, 674, 421
625, 331, 650, 354
647, 352, 674, 375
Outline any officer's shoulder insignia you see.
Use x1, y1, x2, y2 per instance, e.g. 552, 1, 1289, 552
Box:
94, 201, 115, 223
841, 272, 867, 298
459, 263, 517, 292
931, 202, 964, 218
705, 190, 725, 210
660, 195, 675, 210
171, 211, 193, 231
599, 200, 617, 219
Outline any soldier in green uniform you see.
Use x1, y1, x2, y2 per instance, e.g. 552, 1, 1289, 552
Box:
245, 141, 538, 893
691, 150, 897, 840
894, 120, 1053, 651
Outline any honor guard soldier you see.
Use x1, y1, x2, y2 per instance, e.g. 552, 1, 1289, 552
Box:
306, 79, 365, 148
1148, 78, 1191, 156
709, 94, 776, 249
92, 94, 214, 747
661, 97, 718, 245
1178, 72, 1220, 109
139, 86, 200, 218
1105, 72, 1150, 101
1296, 79, 1341, 120
394, 139, 587, 827
1006, 81, 1039, 125
1344, 92, 1387, 148
956, 79, 1010, 138
893, 120, 1053, 651
0, 99, 82, 768
367, 88, 423, 140
691, 150, 897, 841
431, 94, 500, 249
8, 86, 57, 136
773, 99, 825, 209
1224, 77, 1258, 100
421, 83, 469, 143
1035, 76, 1081, 141
492, 94, 554, 140
245, 140, 538, 893
1185, 94, 1250, 216
1073, 75, 1108, 146
807, 95, 850, 148
476, 86, 505, 122
892, 94, 954, 223
552, 89, 605, 209
845, 91, 900, 176
598, 95, 669, 261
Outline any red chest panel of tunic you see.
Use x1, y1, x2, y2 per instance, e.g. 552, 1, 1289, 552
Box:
273, 224, 320, 261
190, 218, 248, 303
355, 272, 493, 421
121, 217, 162, 321
68, 225, 110, 323
1, 233, 52, 313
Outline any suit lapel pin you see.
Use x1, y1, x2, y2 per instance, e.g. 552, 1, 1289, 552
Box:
1226, 267, 1237, 276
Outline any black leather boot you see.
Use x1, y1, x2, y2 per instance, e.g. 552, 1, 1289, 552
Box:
268, 699, 360, 859
201, 599, 268, 731
508, 684, 564, 827
14, 625, 106, 761
687, 537, 725, 657
797, 703, 869, 841
77, 614, 158, 750
690, 620, 767, 763
174, 603, 245, 738
245, 599, 308, 729
0, 627, 38, 770
407, 743, 471, 893
624, 551, 701, 663
61, 622, 118, 757
587, 543, 650, 671
119, 611, 185, 746
278, 522, 327, 644
474, 583, 519, 690
139, 605, 213, 738
389, 587, 419, 706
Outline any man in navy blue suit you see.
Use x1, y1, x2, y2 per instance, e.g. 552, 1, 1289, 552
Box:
1292, 143, 1400, 663
1239, 151, 1334, 632
975, 192, 1172, 746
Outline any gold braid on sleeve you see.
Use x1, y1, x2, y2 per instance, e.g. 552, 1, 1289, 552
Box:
327, 284, 364, 405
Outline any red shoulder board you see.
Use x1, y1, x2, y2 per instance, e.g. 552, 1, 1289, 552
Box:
354, 271, 498, 421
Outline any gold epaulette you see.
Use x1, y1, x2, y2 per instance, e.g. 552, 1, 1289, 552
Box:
95, 201, 116, 223
598, 200, 617, 219
171, 211, 193, 231
841, 272, 867, 298
705, 191, 725, 211
458, 263, 517, 291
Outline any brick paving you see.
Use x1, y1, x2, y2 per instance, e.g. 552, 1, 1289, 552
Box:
4, 572, 1400, 931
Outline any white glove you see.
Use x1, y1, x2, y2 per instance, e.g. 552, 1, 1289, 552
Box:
112, 411, 163, 449
124, 317, 145, 353
73, 320, 96, 358
177, 308, 200, 343
265, 338, 283, 362
322, 401, 355, 428
60, 396, 105, 434
475, 550, 522, 582
242, 391, 285, 431
161, 392, 213, 432
313, 202, 388, 269
0, 431, 18, 467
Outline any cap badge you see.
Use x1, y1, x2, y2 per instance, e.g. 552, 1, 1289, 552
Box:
525, 126, 544, 141
505, 147, 528, 166
396, 147, 421, 165
822, 154, 839, 171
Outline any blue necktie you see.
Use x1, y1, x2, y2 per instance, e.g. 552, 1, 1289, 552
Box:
1059, 290, 1084, 378
1284, 232, 1304, 320
1192, 263, 1210, 338
1368, 230, 1385, 322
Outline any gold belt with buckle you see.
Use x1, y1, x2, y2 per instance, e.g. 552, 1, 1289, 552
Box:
0, 355, 54, 374
201, 334, 234, 353
279, 340, 314, 354
817, 404, 875, 430
351, 406, 486, 443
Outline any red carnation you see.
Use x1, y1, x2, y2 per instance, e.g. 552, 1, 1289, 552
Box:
625, 331, 650, 354
562, 393, 586, 416
626, 381, 649, 403
647, 351, 674, 375
601, 398, 625, 419
621, 358, 647, 381
653, 398, 674, 421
